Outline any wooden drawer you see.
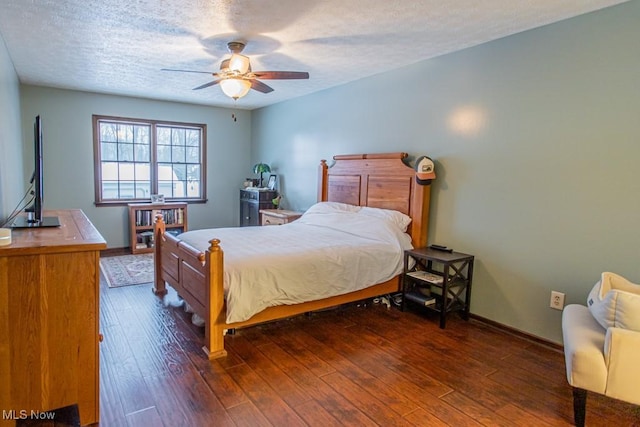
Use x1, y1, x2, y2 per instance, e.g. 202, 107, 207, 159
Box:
260, 209, 303, 226
262, 215, 287, 226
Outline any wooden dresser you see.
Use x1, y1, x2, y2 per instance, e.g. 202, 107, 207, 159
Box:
0, 210, 106, 426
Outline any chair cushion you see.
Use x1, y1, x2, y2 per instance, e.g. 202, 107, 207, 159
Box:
587, 272, 640, 332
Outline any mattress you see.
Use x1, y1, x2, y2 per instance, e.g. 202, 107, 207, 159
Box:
178, 203, 413, 323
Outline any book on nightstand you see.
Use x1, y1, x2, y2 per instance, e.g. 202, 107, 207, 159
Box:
404, 291, 436, 306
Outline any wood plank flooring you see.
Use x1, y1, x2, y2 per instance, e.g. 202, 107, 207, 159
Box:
99, 275, 640, 426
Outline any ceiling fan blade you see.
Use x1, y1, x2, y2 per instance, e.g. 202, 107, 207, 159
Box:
193, 80, 222, 90
250, 79, 274, 93
252, 71, 309, 80
162, 68, 215, 75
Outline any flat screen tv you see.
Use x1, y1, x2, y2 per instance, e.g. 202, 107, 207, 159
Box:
11, 115, 60, 228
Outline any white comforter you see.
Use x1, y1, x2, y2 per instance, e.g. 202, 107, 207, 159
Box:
178, 208, 413, 323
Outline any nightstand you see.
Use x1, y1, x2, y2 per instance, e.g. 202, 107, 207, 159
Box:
240, 189, 277, 227
401, 247, 475, 328
259, 209, 303, 226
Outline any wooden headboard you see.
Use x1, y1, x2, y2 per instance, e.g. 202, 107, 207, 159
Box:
317, 152, 431, 248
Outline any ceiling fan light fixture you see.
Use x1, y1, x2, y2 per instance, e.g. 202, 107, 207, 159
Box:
228, 54, 250, 74
220, 78, 251, 100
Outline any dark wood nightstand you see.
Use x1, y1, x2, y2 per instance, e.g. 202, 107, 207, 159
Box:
401, 247, 475, 328
259, 209, 303, 226
240, 189, 277, 227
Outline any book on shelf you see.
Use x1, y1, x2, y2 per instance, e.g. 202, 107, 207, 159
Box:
407, 270, 444, 284
134, 207, 184, 227
404, 291, 436, 306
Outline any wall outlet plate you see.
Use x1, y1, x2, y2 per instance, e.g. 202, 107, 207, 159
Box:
550, 291, 565, 310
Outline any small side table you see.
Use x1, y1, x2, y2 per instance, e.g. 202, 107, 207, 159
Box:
401, 247, 475, 328
259, 209, 303, 226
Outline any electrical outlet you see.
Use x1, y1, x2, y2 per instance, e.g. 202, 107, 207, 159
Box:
550, 291, 565, 310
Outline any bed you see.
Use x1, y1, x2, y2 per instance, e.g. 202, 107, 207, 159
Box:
153, 152, 432, 359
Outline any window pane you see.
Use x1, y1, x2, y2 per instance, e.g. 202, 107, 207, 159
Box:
172, 128, 185, 146
134, 163, 150, 180
119, 163, 135, 180
101, 162, 118, 180
187, 164, 200, 181
101, 143, 118, 161
118, 143, 134, 161
101, 123, 117, 142
157, 127, 171, 145
174, 180, 187, 197
172, 145, 186, 163
186, 129, 200, 146
119, 181, 135, 199
134, 143, 149, 162
117, 124, 134, 142
186, 147, 199, 163
186, 180, 199, 197
102, 181, 119, 199
157, 145, 171, 162
134, 125, 149, 144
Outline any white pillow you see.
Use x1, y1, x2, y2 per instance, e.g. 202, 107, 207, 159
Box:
304, 201, 361, 215
587, 272, 640, 332
358, 206, 412, 232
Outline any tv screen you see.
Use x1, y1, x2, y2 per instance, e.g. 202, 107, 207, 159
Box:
11, 115, 60, 228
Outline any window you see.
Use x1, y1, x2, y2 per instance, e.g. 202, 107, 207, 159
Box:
93, 115, 206, 204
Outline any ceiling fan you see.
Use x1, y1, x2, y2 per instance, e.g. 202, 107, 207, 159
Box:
162, 41, 309, 100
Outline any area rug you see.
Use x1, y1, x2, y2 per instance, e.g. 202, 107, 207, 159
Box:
100, 254, 154, 288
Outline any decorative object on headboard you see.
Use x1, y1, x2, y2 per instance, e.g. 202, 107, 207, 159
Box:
414, 155, 436, 185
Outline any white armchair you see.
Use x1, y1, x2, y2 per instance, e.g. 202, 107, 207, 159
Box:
562, 304, 640, 426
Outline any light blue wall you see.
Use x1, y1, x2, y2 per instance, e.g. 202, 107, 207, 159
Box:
20, 86, 252, 247
251, 1, 640, 343
0, 34, 24, 223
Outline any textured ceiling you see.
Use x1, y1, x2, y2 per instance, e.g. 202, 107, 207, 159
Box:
0, 0, 629, 110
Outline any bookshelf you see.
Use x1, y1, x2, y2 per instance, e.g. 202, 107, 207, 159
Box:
128, 202, 188, 254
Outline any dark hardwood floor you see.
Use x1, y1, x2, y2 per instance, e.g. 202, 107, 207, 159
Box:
99, 275, 640, 426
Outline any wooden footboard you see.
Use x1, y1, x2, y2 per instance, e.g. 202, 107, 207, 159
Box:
154, 215, 227, 359
152, 152, 432, 359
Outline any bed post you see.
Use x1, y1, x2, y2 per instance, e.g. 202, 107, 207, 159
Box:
152, 214, 167, 295
318, 159, 328, 202
410, 183, 431, 248
203, 238, 228, 359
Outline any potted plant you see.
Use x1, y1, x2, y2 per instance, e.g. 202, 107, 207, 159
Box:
253, 162, 271, 188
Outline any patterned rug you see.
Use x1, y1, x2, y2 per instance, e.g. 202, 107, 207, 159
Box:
100, 254, 154, 288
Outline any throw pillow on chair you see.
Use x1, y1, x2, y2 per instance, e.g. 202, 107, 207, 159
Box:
587, 271, 640, 332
